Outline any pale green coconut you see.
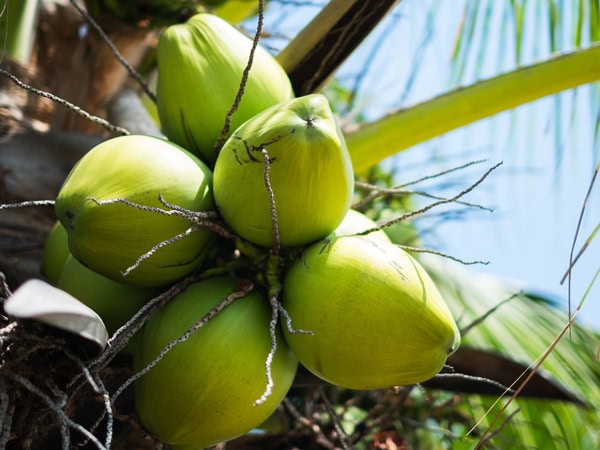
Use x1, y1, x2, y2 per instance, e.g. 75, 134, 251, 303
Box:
41, 221, 71, 285
57, 255, 156, 334
156, 12, 294, 165
213, 94, 354, 247
55, 135, 215, 287
134, 276, 297, 450
282, 235, 460, 389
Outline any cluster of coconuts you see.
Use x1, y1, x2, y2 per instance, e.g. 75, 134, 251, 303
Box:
42, 12, 460, 450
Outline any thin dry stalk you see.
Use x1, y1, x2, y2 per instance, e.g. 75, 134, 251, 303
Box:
355, 162, 502, 237
469, 288, 594, 446
318, 387, 352, 450
254, 147, 282, 406
283, 398, 338, 450
353, 159, 489, 209
213, 0, 266, 154
560, 161, 599, 318
3, 369, 106, 450
0, 68, 130, 135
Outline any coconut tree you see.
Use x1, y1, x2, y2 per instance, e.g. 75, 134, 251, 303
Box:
0, 0, 599, 448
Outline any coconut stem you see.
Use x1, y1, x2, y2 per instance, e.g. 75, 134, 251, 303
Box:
255, 293, 279, 406
255, 148, 313, 406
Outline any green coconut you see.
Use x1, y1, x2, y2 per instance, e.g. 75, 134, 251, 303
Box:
55, 135, 215, 287
156, 12, 294, 165
213, 94, 354, 248
333, 209, 391, 243
57, 255, 157, 349
134, 276, 297, 450
282, 235, 460, 389
41, 221, 71, 285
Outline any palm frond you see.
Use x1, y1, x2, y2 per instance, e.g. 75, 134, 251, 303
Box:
458, 397, 600, 449
344, 42, 600, 173
417, 253, 600, 448
592, 0, 600, 42
448, 0, 600, 169
452, 0, 600, 75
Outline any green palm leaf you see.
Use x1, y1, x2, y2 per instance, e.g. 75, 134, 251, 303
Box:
344, 42, 600, 173
418, 253, 600, 448
451, 0, 600, 73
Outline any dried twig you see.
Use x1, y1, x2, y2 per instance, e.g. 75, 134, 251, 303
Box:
4, 370, 106, 450
261, 148, 281, 255
353, 159, 489, 209
88, 195, 232, 277
0, 68, 130, 135
278, 302, 313, 335
64, 349, 114, 449
0, 200, 55, 210
283, 398, 338, 450
213, 0, 266, 154
355, 162, 502, 237
469, 280, 597, 446
254, 148, 282, 406
255, 292, 281, 406
459, 292, 521, 337
398, 245, 489, 266
474, 408, 520, 450
318, 387, 352, 450
85, 273, 205, 373
433, 372, 514, 394
560, 161, 599, 320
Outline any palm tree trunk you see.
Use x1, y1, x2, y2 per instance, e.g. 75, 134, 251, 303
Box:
34, 0, 155, 133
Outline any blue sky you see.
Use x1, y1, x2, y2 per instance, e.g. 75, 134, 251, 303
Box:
263, 1, 600, 330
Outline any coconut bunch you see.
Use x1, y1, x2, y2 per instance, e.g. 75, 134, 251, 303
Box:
43, 12, 460, 450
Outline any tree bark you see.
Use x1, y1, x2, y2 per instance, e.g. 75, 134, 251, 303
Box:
34, 0, 156, 133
